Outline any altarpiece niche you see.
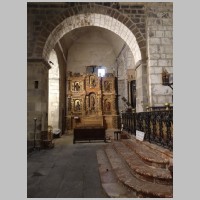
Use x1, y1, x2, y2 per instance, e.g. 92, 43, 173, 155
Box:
66, 72, 119, 129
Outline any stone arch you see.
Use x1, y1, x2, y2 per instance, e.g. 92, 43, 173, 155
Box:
33, 4, 146, 64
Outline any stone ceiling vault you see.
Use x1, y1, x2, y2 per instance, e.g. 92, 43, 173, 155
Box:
59, 26, 126, 59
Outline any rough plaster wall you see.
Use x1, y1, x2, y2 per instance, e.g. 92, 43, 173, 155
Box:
146, 3, 173, 106
27, 61, 48, 140
48, 50, 59, 129
66, 28, 138, 113
67, 30, 116, 73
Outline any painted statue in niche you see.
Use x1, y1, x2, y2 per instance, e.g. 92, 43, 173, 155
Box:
74, 81, 80, 91
74, 100, 81, 111
106, 101, 111, 111
104, 99, 111, 112
90, 75, 96, 88
90, 94, 96, 111
104, 81, 111, 92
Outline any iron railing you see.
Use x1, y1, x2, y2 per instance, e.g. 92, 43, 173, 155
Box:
121, 110, 173, 151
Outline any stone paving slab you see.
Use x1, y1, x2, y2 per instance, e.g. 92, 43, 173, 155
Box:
27, 135, 107, 198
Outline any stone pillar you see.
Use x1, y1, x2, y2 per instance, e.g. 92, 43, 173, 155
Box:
27, 59, 50, 140
48, 77, 59, 129
117, 80, 124, 112
135, 63, 148, 112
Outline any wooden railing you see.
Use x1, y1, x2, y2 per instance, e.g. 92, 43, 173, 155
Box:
121, 109, 173, 151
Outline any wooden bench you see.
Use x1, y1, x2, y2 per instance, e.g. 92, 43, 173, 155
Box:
73, 126, 106, 144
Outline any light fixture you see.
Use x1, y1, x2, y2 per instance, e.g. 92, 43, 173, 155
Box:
162, 69, 173, 90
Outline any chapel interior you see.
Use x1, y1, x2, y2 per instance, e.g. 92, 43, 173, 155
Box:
27, 2, 173, 198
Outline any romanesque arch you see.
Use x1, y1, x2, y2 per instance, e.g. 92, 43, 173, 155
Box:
32, 4, 146, 64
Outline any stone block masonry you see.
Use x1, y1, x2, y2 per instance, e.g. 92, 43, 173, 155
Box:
28, 2, 144, 63
146, 2, 173, 106
27, 60, 49, 140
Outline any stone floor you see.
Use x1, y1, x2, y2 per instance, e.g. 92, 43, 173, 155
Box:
27, 134, 108, 198
27, 129, 173, 198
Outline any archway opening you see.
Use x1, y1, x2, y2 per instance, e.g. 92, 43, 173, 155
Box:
43, 13, 143, 131
62, 26, 136, 113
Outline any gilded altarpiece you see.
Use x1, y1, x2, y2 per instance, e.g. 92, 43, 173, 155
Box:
66, 72, 118, 130
102, 76, 118, 129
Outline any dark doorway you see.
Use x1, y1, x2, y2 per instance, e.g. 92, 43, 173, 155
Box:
130, 80, 136, 108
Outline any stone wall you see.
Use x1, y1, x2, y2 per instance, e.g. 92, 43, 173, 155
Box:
120, 4, 146, 34
27, 2, 145, 62
27, 3, 68, 58
136, 64, 148, 112
27, 60, 49, 139
54, 44, 67, 134
113, 45, 135, 112
146, 2, 173, 106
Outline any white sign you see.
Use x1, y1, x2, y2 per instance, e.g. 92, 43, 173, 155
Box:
136, 130, 145, 141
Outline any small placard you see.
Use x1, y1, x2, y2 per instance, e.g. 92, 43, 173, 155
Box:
136, 130, 145, 141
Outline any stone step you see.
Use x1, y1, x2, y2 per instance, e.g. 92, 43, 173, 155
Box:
105, 144, 173, 198
113, 141, 172, 185
140, 136, 173, 163
122, 139, 170, 169
96, 149, 137, 198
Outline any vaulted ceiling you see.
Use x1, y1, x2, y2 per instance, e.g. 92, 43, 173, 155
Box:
59, 26, 127, 59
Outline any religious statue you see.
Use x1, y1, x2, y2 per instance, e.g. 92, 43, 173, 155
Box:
90, 76, 96, 88
92, 78, 96, 87
75, 100, 81, 111
106, 101, 111, 111
74, 82, 80, 91
90, 95, 95, 110
104, 81, 111, 92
